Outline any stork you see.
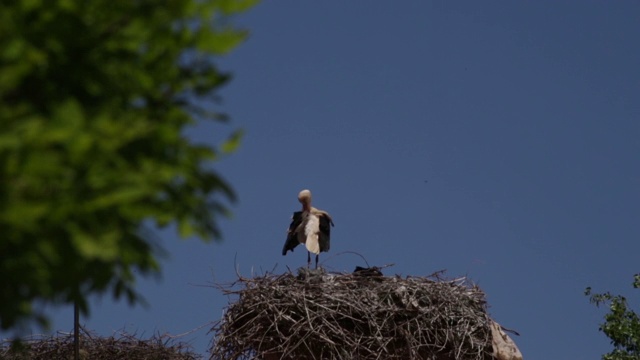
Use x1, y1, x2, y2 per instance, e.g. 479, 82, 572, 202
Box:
282, 189, 334, 268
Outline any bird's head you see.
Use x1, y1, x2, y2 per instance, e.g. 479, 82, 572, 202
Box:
298, 189, 312, 209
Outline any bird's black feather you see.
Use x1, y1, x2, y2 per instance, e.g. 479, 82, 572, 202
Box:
282, 211, 303, 255
318, 214, 333, 252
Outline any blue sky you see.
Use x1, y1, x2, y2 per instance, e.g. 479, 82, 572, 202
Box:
41, 1, 640, 359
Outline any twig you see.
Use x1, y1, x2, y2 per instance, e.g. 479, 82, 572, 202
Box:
209, 267, 494, 359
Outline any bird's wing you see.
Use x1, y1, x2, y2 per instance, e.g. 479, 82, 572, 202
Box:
282, 211, 303, 255
317, 211, 333, 253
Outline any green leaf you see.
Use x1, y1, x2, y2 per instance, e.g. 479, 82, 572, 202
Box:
195, 27, 248, 54
70, 228, 119, 261
216, 0, 261, 14
88, 187, 152, 210
221, 129, 243, 153
178, 218, 195, 238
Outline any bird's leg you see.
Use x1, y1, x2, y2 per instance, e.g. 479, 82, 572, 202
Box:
315, 254, 319, 269
307, 252, 311, 268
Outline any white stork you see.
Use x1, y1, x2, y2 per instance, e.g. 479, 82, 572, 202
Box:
282, 189, 334, 268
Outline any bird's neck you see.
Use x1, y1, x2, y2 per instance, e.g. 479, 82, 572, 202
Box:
302, 203, 311, 212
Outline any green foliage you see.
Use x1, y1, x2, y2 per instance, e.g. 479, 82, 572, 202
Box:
586, 275, 640, 360
0, 0, 257, 330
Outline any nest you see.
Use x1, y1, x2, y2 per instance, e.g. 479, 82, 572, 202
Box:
209, 267, 494, 360
0, 329, 200, 360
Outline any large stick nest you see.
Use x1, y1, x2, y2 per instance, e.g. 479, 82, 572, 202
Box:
0, 329, 200, 360
209, 267, 494, 360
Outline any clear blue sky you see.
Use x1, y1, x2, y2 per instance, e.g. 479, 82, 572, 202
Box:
43, 2, 640, 358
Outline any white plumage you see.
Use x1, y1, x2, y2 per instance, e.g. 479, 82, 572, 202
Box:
302, 213, 321, 254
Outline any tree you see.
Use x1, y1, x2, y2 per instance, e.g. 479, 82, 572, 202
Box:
586, 274, 640, 360
0, 0, 257, 330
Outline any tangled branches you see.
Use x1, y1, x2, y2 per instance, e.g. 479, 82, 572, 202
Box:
210, 268, 494, 360
0, 329, 200, 360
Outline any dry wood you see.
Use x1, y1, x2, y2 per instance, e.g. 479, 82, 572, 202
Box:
209, 268, 494, 360
0, 328, 200, 360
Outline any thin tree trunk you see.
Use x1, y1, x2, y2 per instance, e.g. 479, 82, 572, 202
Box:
74, 301, 79, 360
